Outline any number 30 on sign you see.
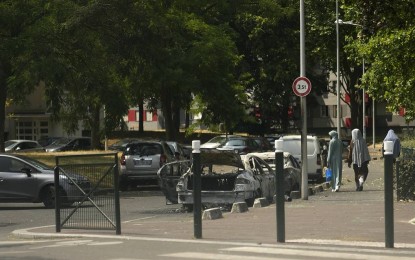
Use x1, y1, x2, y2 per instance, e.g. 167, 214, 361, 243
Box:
292, 76, 312, 97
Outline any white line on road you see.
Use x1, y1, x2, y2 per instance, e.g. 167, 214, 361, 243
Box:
122, 216, 157, 223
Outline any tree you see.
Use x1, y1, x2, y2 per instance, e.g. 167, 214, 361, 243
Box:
344, 0, 415, 120
0, 0, 57, 152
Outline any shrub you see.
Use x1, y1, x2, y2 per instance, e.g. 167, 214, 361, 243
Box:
396, 148, 415, 201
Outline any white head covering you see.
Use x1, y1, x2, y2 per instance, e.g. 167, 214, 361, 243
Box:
351, 128, 371, 167
383, 129, 401, 158
329, 130, 338, 139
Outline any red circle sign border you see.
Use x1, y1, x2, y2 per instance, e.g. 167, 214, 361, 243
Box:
292, 76, 312, 97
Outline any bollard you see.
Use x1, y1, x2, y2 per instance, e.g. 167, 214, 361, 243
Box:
275, 140, 285, 243
383, 140, 394, 248
192, 140, 202, 239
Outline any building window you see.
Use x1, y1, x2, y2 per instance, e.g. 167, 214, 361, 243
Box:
320, 106, 329, 117
146, 111, 153, 122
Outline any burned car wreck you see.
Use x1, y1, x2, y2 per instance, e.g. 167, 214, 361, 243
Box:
157, 150, 278, 208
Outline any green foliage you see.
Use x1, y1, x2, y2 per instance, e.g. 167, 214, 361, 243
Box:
344, 0, 415, 121
396, 155, 415, 201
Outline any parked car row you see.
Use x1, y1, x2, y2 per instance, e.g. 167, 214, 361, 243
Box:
3, 137, 95, 153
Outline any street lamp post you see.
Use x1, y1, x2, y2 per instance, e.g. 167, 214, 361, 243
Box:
336, 0, 341, 139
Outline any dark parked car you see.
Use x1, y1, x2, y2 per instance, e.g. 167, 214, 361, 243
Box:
252, 136, 273, 151
37, 136, 62, 147
216, 137, 261, 154
167, 141, 190, 159
45, 137, 92, 152
4, 140, 45, 153
0, 154, 90, 208
119, 140, 176, 190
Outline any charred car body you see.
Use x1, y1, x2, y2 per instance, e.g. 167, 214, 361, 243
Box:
157, 151, 277, 208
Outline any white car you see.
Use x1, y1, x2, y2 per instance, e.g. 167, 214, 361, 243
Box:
278, 135, 323, 180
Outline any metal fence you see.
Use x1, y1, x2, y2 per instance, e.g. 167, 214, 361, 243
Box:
54, 153, 121, 234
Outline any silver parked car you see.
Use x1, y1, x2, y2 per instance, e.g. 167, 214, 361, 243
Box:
119, 140, 176, 190
0, 154, 90, 208
5, 140, 45, 153
157, 150, 276, 208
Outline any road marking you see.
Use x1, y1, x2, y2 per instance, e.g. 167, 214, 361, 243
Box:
87, 241, 123, 246
123, 216, 157, 223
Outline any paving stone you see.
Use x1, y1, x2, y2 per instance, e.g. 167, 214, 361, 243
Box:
253, 197, 269, 208
231, 202, 249, 213
202, 208, 223, 220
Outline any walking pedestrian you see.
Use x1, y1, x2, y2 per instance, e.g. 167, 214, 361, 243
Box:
382, 129, 401, 161
327, 130, 343, 192
347, 128, 371, 191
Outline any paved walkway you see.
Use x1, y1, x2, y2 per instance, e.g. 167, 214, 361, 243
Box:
12, 149, 415, 250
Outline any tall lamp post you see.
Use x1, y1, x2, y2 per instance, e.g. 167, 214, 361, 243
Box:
336, 0, 341, 139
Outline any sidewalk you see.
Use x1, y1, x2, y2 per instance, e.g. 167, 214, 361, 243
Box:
12, 150, 415, 248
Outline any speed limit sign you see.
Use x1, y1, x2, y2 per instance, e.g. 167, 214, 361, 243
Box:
292, 76, 312, 97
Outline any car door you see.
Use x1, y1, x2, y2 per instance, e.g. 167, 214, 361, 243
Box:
249, 157, 275, 199
0, 157, 38, 201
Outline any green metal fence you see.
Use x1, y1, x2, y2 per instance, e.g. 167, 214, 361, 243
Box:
54, 153, 121, 234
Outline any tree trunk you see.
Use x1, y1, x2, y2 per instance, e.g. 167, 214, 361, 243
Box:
89, 105, 102, 149
161, 90, 173, 141
0, 62, 9, 152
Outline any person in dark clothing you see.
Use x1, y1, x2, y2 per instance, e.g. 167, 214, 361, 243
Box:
347, 129, 371, 191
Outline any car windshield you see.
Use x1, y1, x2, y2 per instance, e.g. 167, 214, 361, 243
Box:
16, 155, 52, 170
205, 136, 228, 144
52, 137, 71, 145
224, 139, 245, 146
4, 141, 17, 148
125, 143, 163, 156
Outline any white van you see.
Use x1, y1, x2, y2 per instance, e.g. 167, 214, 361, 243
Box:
279, 135, 322, 180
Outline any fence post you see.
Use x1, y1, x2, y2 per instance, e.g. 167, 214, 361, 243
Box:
114, 153, 122, 235
192, 140, 202, 239
54, 165, 61, 233
396, 159, 400, 202
275, 140, 285, 243
384, 140, 394, 248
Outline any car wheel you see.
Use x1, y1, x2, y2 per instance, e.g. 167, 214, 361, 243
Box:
41, 185, 56, 208
41, 185, 66, 208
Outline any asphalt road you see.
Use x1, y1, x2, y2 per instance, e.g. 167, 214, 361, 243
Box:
0, 186, 190, 240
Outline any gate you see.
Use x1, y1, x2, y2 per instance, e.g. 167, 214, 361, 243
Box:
54, 153, 121, 234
